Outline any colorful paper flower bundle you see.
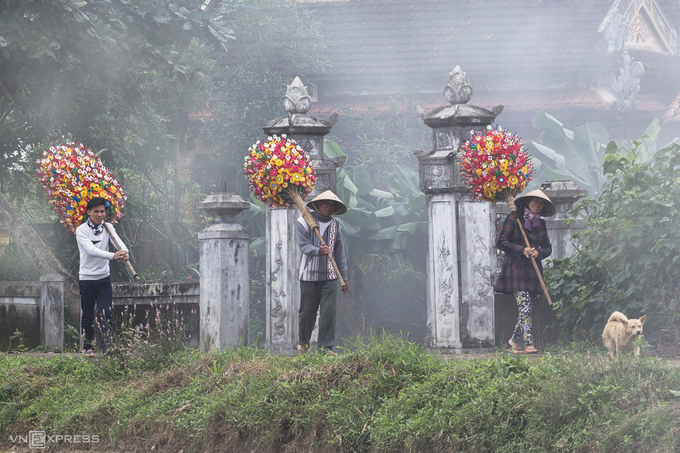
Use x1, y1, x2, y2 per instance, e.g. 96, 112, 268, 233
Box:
36, 142, 127, 233
243, 134, 316, 207
244, 134, 349, 287
459, 125, 534, 212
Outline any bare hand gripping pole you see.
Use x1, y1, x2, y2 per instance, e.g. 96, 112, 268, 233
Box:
515, 217, 552, 306
287, 189, 345, 288
102, 222, 139, 280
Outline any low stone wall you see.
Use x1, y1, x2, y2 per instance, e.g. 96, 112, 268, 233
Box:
0, 280, 200, 351
112, 281, 200, 348
0, 274, 64, 351
0, 282, 41, 350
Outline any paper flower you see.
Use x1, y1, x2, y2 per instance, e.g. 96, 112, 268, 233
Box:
243, 134, 316, 206
36, 142, 127, 233
459, 125, 533, 210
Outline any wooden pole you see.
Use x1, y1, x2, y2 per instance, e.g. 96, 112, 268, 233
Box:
102, 222, 138, 280
515, 217, 552, 306
287, 189, 346, 288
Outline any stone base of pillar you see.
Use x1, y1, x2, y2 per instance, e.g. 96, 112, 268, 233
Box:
265, 342, 299, 356
430, 347, 490, 355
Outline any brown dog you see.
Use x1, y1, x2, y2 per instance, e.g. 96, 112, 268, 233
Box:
602, 311, 646, 360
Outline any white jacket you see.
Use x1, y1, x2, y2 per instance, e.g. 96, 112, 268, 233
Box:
75, 222, 128, 280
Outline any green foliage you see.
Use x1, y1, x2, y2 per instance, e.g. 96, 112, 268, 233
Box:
202, 0, 327, 195
0, 0, 328, 280
547, 135, 680, 344
327, 96, 429, 190
6, 329, 29, 352
2, 343, 680, 452
0, 0, 235, 278
525, 110, 613, 197
326, 139, 427, 273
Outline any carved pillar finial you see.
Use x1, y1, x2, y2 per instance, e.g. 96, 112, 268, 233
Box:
444, 65, 473, 105
284, 76, 312, 115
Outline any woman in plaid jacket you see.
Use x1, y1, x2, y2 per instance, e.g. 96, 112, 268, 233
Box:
495, 189, 555, 354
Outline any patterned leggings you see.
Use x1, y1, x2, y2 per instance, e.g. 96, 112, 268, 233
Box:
512, 291, 534, 346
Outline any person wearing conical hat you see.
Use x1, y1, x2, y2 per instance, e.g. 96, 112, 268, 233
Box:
295, 190, 349, 355
494, 189, 555, 355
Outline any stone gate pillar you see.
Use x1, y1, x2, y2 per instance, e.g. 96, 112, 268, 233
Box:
263, 77, 342, 354
198, 193, 250, 350
414, 66, 504, 351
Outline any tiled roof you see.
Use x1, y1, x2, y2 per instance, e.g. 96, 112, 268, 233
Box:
309, 0, 614, 85
303, 0, 680, 136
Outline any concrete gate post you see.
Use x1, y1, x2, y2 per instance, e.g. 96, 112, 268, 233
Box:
415, 66, 504, 352
198, 193, 250, 350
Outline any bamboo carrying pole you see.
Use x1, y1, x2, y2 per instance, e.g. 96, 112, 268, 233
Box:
515, 217, 553, 306
102, 222, 139, 279
287, 189, 346, 288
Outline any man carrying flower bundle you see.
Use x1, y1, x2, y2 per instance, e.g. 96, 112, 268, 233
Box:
296, 190, 350, 355
76, 197, 129, 357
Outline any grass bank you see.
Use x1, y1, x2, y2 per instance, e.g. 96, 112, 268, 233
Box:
1, 338, 680, 452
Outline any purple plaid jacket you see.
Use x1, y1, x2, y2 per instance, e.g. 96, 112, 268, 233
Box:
494, 213, 552, 295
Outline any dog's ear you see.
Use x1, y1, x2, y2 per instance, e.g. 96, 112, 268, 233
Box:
640, 315, 646, 325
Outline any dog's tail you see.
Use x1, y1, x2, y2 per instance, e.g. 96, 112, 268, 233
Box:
607, 311, 629, 325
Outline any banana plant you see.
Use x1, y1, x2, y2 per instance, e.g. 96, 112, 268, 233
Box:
526, 112, 662, 198
325, 139, 427, 273
525, 110, 610, 197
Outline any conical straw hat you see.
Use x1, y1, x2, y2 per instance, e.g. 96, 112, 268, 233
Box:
306, 190, 347, 215
515, 189, 556, 217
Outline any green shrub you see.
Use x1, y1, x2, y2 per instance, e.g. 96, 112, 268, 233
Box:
547, 137, 680, 345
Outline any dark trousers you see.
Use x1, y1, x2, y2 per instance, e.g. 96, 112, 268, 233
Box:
299, 280, 338, 350
79, 277, 113, 352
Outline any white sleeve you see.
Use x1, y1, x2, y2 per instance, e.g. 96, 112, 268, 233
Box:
76, 226, 114, 260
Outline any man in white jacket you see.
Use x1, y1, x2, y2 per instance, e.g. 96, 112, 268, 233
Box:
75, 197, 128, 356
